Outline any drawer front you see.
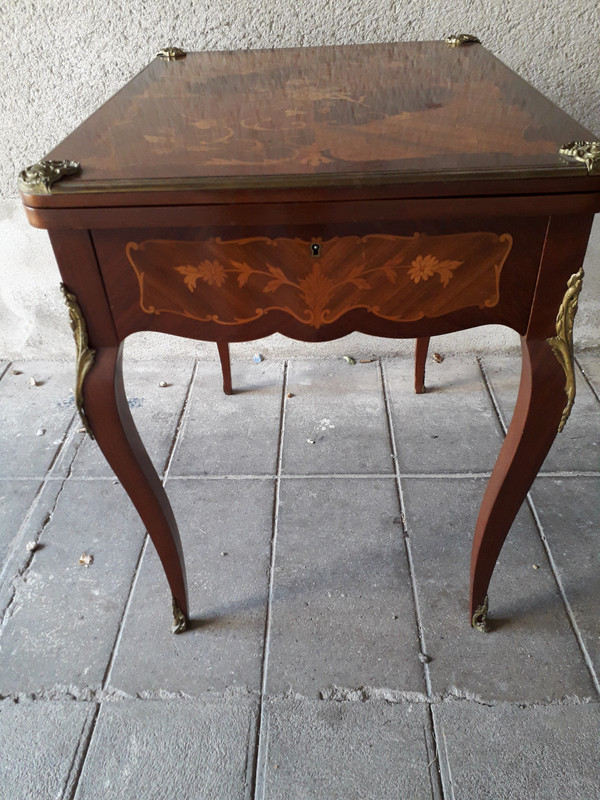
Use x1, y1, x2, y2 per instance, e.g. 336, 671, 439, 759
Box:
124, 231, 512, 329
92, 217, 546, 342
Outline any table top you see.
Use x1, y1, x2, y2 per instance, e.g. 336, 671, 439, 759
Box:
20, 40, 599, 207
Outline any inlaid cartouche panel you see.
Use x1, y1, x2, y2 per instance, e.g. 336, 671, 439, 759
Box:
125, 232, 513, 329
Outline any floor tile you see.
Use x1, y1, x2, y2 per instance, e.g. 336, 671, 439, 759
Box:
266, 478, 425, 697
0, 361, 75, 478
0, 700, 94, 800
281, 360, 393, 474
530, 477, 600, 675
0, 480, 146, 694
170, 362, 284, 476
260, 697, 434, 800
481, 355, 600, 473
108, 479, 274, 695
385, 356, 503, 474
578, 352, 600, 400
402, 478, 595, 701
0, 479, 41, 572
68, 360, 194, 478
433, 701, 600, 800
75, 698, 257, 800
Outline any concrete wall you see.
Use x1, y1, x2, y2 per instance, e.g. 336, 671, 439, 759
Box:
1, 0, 598, 361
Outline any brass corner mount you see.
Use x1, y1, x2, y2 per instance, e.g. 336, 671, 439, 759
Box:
559, 141, 600, 175
157, 46, 186, 61
445, 34, 481, 47
18, 160, 80, 195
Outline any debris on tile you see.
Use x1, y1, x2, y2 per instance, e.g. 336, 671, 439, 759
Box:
432, 352, 444, 363
253, 353, 264, 363
10, 369, 22, 375
36, 428, 46, 436
26, 541, 38, 552
532, 564, 540, 570
419, 652, 432, 664
359, 358, 375, 363
77, 427, 87, 434
158, 380, 169, 387
307, 438, 315, 444
28, 377, 39, 387
286, 392, 295, 399
221, 551, 228, 557
79, 553, 94, 567
342, 355, 356, 365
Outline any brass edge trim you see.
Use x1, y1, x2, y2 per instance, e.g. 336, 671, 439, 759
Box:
18, 160, 81, 195
157, 46, 186, 60
547, 267, 584, 433
471, 595, 490, 632
171, 597, 188, 633
60, 284, 96, 439
20, 164, 593, 198
559, 141, 600, 175
445, 34, 481, 47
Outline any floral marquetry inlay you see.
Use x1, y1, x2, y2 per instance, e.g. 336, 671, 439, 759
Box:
125, 232, 513, 329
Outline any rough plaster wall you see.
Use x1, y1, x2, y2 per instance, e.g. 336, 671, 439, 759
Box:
1, 0, 599, 359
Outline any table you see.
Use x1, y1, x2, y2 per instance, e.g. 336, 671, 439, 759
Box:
19, 39, 600, 634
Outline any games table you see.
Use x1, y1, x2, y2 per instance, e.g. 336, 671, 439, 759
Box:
18, 38, 600, 633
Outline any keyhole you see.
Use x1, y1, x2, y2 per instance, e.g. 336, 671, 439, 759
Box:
311, 243, 321, 257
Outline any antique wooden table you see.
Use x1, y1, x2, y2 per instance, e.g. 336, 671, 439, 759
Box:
19, 39, 600, 634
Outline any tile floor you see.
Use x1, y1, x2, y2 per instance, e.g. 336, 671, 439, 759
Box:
0, 351, 598, 799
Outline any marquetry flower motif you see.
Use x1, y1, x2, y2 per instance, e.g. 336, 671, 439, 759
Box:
175, 260, 227, 290
172, 249, 464, 328
407, 254, 462, 288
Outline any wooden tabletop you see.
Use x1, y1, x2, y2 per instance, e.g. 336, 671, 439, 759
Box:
22, 41, 599, 205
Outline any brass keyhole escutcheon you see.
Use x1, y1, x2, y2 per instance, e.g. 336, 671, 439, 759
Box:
311, 243, 321, 257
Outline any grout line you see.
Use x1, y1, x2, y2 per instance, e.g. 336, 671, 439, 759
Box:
0, 361, 12, 383
61, 702, 101, 800
380, 359, 445, 799
476, 355, 510, 436
62, 703, 102, 800
525, 492, 600, 697
9, 468, 600, 481
575, 355, 600, 405
162, 359, 200, 482
252, 360, 288, 800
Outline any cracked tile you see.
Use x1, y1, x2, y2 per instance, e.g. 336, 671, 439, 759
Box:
386, 356, 503, 474
107, 479, 274, 695
434, 701, 600, 800
0, 480, 146, 694
66, 360, 194, 478
259, 697, 435, 799
0, 699, 95, 800
0, 361, 76, 479
266, 478, 424, 697
481, 355, 600, 473
170, 362, 284, 476
74, 698, 257, 800
402, 478, 595, 701
281, 359, 393, 474
530, 477, 600, 676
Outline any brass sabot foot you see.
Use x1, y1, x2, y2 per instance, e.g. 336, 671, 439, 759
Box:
171, 597, 188, 634
471, 595, 490, 633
